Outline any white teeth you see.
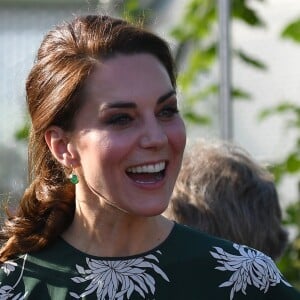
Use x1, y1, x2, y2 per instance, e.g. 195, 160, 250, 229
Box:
127, 162, 165, 173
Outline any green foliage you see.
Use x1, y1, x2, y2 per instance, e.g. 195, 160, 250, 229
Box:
234, 49, 267, 70
170, 0, 266, 127
121, 0, 150, 24
232, 0, 265, 26
14, 122, 30, 142
259, 102, 300, 182
277, 201, 300, 289
258, 13, 300, 284
231, 87, 251, 100
259, 102, 300, 120
170, 0, 216, 42
281, 17, 300, 42
264, 104, 300, 285
183, 111, 211, 125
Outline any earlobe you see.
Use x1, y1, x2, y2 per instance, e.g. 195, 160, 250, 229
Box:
44, 126, 78, 167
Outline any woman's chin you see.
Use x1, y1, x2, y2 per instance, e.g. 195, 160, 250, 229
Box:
129, 201, 170, 218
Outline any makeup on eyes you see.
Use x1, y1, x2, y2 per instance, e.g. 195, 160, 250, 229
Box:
98, 89, 178, 126
99, 89, 176, 111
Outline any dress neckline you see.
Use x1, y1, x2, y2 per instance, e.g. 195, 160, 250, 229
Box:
57, 221, 178, 260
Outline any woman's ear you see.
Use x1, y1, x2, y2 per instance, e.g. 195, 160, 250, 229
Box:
44, 126, 79, 168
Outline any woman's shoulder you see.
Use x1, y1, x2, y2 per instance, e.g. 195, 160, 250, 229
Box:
0, 237, 79, 284
0, 239, 81, 299
168, 222, 237, 250
162, 223, 300, 300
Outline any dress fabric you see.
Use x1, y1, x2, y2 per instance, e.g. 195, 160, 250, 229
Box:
0, 223, 299, 300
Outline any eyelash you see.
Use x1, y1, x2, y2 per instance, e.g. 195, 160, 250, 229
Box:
105, 114, 133, 126
105, 105, 179, 127
158, 105, 179, 119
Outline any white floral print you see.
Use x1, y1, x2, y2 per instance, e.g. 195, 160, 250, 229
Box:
70, 250, 169, 299
0, 255, 28, 300
210, 243, 291, 300
1, 261, 18, 276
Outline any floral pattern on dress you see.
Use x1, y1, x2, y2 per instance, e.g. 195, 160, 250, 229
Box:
0, 255, 28, 300
210, 243, 291, 300
70, 250, 169, 299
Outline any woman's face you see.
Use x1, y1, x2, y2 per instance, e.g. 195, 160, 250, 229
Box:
70, 53, 186, 217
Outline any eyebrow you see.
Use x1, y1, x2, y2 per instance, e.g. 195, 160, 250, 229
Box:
101, 89, 176, 110
157, 90, 176, 104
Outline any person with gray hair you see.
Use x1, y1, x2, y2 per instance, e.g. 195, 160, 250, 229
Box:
165, 138, 288, 260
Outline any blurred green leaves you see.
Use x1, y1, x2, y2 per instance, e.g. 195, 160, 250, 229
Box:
259, 102, 300, 181
14, 122, 30, 142
277, 201, 300, 289
232, 0, 265, 26
170, 0, 268, 127
234, 49, 267, 70
282, 17, 300, 42
259, 15, 300, 285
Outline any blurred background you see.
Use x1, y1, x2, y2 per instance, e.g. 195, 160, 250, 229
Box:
1, 0, 300, 286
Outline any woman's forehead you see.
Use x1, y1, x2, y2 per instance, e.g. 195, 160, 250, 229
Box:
82, 53, 173, 101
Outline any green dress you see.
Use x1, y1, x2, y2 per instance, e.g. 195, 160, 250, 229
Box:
0, 223, 299, 299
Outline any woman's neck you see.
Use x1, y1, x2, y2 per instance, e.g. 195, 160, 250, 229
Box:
61, 198, 174, 257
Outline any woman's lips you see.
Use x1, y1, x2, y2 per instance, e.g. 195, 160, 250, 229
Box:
126, 161, 167, 184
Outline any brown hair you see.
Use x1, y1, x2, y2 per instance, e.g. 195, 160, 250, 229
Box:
165, 139, 288, 260
0, 15, 176, 262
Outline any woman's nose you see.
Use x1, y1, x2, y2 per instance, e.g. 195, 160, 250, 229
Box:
139, 118, 168, 149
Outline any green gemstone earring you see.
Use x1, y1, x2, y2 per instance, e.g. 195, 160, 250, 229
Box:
69, 165, 79, 184
69, 173, 79, 184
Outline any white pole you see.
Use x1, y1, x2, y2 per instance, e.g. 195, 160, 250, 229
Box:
218, 0, 233, 140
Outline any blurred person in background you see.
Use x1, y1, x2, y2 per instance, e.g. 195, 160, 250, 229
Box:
165, 138, 288, 261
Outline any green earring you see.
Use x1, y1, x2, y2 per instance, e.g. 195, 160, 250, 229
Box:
69, 165, 79, 184
69, 173, 79, 184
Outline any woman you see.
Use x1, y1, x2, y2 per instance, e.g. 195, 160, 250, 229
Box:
0, 15, 299, 299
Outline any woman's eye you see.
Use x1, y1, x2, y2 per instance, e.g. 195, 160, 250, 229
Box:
106, 114, 133, 126
158, 106, 179, 119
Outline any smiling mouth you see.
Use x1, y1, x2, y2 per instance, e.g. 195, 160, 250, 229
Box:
126, 161, 166, 184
